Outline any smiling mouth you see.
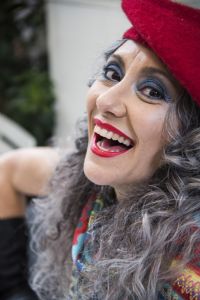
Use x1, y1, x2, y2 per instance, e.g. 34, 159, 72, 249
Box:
91, 121, 134, 158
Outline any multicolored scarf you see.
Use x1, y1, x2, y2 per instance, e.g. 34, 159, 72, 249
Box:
68, 194, 103, 299
71, 194, 103, 271
68, 194, 200, 300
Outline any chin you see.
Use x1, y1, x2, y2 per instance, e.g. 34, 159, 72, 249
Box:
84, 161, 108, 186
84, 155, 122, 186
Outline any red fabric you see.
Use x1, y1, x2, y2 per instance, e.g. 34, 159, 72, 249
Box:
122, 0, 200, 106
72, 194, 95, 245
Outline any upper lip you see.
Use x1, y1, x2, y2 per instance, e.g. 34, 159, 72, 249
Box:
94, 117, 134, 143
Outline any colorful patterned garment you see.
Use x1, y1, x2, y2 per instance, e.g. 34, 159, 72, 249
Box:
68, 194, 104, 299
67, 194, 200, 300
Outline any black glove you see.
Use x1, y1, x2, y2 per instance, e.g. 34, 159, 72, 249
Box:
0, 218, 38, 300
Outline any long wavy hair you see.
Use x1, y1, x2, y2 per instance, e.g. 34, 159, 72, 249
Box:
30, 40, 200, 300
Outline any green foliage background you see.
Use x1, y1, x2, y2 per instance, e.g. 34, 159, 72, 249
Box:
0, 0, 55, 145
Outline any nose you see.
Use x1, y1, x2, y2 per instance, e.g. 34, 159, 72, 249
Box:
96, 84, 127, 118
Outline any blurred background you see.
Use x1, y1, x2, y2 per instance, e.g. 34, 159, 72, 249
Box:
0, 0, 129, 153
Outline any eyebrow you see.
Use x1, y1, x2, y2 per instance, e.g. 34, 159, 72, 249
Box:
107, 54, 125, 70
108, 54, 177, 87
140, 67, 174, 83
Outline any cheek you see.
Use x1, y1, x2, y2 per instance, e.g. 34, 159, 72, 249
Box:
86, 89, 95, 114
132, 107, 168, 150
86, 82, 101, 114
86, 87, 97, 137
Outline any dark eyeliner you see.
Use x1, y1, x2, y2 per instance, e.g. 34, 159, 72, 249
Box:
102, 61, 123, 81
136, 77, 172, 102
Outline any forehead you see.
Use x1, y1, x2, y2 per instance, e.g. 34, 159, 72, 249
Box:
112, 40, 169, 73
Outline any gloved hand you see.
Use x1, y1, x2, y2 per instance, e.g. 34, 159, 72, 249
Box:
0, 218, 38, 300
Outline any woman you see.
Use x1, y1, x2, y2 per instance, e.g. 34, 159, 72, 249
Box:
4, 0, 200, 299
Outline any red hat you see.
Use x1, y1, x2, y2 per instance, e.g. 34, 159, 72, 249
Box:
122, 0, 200, 106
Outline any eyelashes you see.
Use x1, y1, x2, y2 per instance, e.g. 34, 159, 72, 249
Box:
99, 61, 172, 103
136, 78, 172, 102
102, 63, 123, 82
86, 63, 121, 86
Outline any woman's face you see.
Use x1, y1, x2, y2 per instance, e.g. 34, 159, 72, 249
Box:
84, 40, 180, 195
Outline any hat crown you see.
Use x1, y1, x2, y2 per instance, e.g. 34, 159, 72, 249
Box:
122, 0, 200, 106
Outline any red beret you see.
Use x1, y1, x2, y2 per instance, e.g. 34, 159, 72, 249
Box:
122, 0, 200, 106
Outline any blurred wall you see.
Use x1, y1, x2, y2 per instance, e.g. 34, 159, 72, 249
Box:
46, 0, 129, 140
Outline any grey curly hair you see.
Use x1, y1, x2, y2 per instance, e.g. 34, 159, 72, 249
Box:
30, 40, 200, 300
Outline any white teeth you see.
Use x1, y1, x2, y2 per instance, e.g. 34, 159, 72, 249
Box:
101, 129, 108, 136
118, 136, 125, 144
94, 125, 132, 147
124, 139, 131, 146
112, 133, 119, 141
94, 125, 101, 134
107, 131, 113, 139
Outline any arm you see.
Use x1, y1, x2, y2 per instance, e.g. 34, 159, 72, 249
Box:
0, 147, 59, 219
0, 147, 59, 299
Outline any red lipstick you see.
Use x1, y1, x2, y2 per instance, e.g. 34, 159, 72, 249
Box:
90, 118, 133, 158
94, 118, 132, 141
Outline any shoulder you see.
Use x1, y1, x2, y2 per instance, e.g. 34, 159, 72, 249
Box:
0, 147, 60, 196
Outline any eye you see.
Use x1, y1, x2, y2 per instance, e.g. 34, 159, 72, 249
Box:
136, 78, 171, 102
141, 87, 163, 100
102, 62, 123, 82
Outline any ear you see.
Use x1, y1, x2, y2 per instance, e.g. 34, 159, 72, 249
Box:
171, 0, 200, 9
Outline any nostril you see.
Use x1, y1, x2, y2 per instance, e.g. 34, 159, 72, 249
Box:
96, 99, 127, 118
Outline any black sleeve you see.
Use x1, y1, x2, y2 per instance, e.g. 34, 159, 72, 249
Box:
0, 218, 39, 300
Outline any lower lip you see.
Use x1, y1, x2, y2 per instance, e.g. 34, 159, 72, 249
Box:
91, 133, 130, 158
